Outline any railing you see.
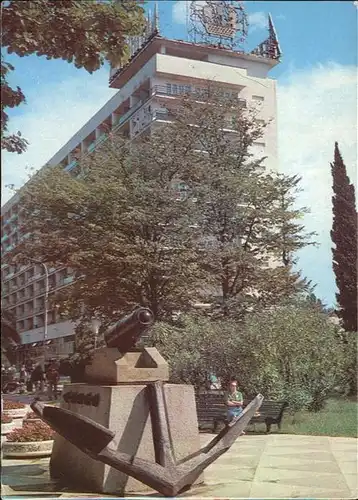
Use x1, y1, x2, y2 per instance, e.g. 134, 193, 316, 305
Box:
152, 85, 246, 107
62, 85, 246, 171
112, 99, 143, 133
4, 244, 15, 253
65, 159, 78, 172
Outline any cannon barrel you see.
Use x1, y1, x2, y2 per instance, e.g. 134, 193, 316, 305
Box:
104, 307, 154, 351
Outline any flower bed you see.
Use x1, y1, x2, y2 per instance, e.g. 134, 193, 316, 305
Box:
1, 414, 15, 435
1, 414, 13, 424
23, 411, 42, 426
3, 421, 55, 458
3, 400, 27, 419
3, 401, 25, 410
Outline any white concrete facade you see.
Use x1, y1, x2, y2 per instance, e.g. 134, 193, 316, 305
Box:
1, 34, 279, 356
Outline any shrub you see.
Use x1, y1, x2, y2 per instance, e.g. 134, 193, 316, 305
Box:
1, 414, 13, 424
150, 304, 349, 412
7, 421, 55, 442
3, 400, 26, 410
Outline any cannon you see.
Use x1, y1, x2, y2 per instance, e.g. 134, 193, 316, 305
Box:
104, 307, 154, 352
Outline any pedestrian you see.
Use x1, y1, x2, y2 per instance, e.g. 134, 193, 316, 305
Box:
225, 378, 244, 423
46, 360, 60, 400
31, 364, 45, 392
19, 364, 27, 394
25, 360, 34, 392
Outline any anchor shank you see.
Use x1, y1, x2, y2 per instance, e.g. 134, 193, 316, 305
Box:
146, 380, 176, 467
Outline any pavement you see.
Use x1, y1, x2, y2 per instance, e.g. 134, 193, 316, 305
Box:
2, 433, 357, 498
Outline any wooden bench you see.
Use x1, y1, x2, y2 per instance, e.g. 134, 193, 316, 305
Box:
195, 390, 227, 433
245, 399, 288, 433
195, 391, 287, 433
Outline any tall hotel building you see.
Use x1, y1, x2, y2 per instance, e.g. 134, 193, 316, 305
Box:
1, 1, 281, 364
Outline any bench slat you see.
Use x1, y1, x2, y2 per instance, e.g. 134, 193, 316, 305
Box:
195, 392, 287, 433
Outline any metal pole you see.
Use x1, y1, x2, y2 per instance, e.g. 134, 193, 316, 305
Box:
42, 262, 49, 370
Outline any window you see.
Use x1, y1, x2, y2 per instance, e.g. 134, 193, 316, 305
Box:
252, 95, 264, 102
17, 320, 25, 331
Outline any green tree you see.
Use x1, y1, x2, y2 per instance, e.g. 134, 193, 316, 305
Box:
150, 304, 349, 412
166, 89, 313, 317
11, 86, 312, 325
331, 142, 357, 332
12, 133, 203, 324
1, 0, 145, 153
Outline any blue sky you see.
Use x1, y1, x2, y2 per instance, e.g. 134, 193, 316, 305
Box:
2, 1, 357, 307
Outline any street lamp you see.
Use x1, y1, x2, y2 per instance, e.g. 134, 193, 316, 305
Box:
91, 318, 101, 350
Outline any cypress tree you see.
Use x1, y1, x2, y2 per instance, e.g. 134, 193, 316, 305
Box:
331, 142, 357, 332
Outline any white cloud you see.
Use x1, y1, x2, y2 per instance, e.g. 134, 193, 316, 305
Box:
2, 70, 116, 205
248, 11, 267, 32
278, 63, 357, 304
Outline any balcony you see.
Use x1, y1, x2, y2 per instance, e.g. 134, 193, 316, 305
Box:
87, 134, 108, 153
112, 100, 143, 133
65, 159, 78, 172
61, 85, 246, 172
4, 244, 15, 253
153, 84, 246, 107
62, 276, 74, 285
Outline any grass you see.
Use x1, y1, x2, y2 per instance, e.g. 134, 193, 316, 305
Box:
246, 398, 358, 437
279, 398, 357, 438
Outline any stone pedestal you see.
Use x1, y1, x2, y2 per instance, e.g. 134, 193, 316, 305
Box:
50, 383, 202, 495
85, 347, 169, 384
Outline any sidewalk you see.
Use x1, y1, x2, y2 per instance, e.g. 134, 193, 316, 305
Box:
2, 433, 357, 498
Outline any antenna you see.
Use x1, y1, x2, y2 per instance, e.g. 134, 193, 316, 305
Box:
154, 1, 159, 32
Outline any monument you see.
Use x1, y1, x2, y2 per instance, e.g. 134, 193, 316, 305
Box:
32, 307, 263, 497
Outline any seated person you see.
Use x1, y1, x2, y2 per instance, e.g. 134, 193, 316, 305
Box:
225, 378, 243, 422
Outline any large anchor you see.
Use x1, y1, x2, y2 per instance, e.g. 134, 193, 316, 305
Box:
32, 308, 263, 497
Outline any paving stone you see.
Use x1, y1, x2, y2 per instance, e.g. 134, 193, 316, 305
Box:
249, 480, 352, 499
254, 466, 351, 492
336, 461, 358, 474
258, 454, 342, 473
204, 463, 257, 483
343, 473, 358, 493
190, 479, 252, 498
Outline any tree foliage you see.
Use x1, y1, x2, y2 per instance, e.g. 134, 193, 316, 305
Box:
11, 87, 312, 326
331, 142, 357, 332
150, 304, 349, 412
1, 0, 145, 153
160, 89, 313, 318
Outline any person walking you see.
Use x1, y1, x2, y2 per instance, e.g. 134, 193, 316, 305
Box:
46, 361, 60, 400
31, 364, 45, 393
19, 365, 27, 394
25, 360, 34, 392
